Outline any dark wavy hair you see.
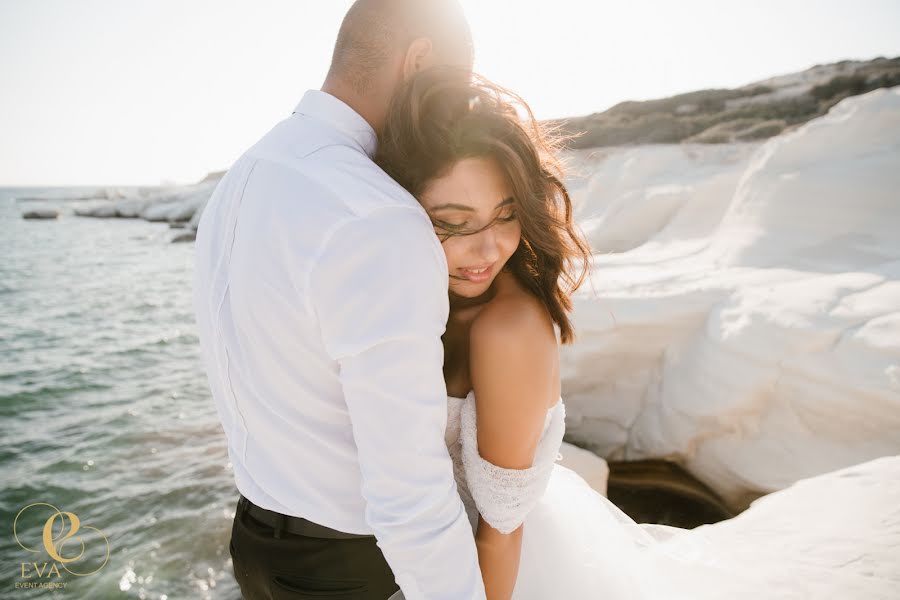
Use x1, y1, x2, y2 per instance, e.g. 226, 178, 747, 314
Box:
374, 66, 592, 344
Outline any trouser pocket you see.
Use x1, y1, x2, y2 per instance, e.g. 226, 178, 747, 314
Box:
270, 572, 368, 599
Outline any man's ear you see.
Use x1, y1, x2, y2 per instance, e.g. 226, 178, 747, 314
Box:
402, 37, 434, 80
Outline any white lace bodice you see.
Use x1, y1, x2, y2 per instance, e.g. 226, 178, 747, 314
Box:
445, 390, 566, 534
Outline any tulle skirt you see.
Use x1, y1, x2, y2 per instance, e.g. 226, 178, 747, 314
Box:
512, 456, 900, 600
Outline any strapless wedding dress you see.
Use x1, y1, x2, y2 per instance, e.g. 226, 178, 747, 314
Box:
431, 391, 900, 600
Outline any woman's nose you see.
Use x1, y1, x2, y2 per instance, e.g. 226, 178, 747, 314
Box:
472, 225, 501, 263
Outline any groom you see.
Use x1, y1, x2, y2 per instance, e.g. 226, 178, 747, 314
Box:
192, 1, 485, 599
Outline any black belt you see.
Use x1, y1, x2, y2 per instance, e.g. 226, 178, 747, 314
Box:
238, 494, 375, 540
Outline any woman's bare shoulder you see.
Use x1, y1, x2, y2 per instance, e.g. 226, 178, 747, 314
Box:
468, 280, 558, 404
470, 278, 556, 351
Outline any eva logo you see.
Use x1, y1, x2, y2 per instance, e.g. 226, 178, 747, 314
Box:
13, 502, 110, 591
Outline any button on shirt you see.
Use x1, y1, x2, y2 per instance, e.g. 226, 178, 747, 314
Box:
192, 89, 486, 600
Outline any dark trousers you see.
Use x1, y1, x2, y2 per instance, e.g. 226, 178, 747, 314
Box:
229, 494, 400, 599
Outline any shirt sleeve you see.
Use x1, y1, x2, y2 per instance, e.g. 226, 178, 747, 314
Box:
309, 205, 487, 600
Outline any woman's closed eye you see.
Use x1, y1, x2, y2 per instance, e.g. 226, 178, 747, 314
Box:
432, 210, 517, 232
433, 218, 468, 232
498, 209, 518, 223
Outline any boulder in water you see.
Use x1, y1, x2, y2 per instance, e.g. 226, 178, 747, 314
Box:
22, 208, 60, 220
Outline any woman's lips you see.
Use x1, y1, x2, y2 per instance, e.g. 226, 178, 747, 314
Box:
458, 263, 493, 283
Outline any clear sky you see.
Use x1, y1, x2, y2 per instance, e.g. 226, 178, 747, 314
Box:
1, 0, 898, 186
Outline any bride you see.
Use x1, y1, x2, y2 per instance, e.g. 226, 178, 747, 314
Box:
375, 67, 900, 600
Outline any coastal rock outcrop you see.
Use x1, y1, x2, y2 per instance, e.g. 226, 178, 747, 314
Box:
561, 86, 900, 511
22, 208, 60, 219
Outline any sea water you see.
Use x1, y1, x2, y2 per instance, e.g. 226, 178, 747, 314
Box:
2, 188, 239, 599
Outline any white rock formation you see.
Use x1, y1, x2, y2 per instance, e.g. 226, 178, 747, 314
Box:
557, 441, 609, 496
561, 86, 900, 511
74, 180, 217, 224
139, 183, 213, 223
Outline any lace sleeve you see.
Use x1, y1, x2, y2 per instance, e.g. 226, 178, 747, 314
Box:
459, 396, 566, 534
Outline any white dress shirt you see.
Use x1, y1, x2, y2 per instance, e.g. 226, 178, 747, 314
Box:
192, 89, 486, 600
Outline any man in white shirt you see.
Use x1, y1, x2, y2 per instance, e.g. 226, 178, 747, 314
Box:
192, 1, 486, 599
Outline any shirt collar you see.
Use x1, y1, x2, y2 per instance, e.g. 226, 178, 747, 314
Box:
292, 90, 377, 158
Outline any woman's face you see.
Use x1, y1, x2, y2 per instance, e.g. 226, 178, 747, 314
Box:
419, 156, 522, 298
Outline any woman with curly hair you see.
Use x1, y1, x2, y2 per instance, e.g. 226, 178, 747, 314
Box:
375, 67, 900, 600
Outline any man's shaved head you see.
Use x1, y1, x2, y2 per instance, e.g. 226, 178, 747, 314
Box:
326, 0, 473, 95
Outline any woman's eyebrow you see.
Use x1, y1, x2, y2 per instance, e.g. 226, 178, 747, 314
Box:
430, 197, 514, 212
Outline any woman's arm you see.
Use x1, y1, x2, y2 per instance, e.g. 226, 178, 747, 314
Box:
474, 514, 523, 600
468, 298, 559, 600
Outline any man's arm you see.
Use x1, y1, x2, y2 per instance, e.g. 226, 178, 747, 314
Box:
310, 206, 487, 600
